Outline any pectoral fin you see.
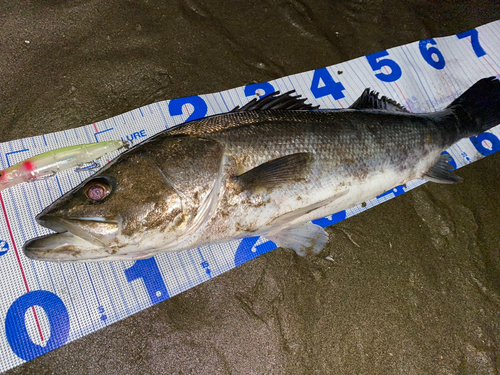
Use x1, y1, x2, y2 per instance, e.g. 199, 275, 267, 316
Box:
424, 154, 462, 184
266, 222, 329, 256
235, 153, 314, 191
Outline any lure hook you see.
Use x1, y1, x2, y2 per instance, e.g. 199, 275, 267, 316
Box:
75, 160, 101, 173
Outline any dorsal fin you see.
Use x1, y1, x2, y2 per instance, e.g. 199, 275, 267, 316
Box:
349, 88, 409, 113
231, 90, 319, 112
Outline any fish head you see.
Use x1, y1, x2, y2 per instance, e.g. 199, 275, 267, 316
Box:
23, 149, 188, 262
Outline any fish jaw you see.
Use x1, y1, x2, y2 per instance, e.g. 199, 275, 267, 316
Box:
23, 230, 169, 262
25, 213, 176, 262
23, 232, 108, 262
23, 214, 126, 262
37, 215, 121, 246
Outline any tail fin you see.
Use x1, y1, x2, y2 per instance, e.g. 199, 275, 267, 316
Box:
446, 76, 500, 136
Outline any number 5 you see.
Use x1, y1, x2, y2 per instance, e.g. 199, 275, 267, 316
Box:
366, 50, 402, 82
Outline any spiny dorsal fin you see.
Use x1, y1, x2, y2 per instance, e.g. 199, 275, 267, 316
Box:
231, 91, 319, 112
350, 88, 409, 113
235, 153, 314, 191
424, 153, 462, 184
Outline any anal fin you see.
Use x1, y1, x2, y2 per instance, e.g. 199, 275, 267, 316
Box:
267, 222, 329, 257
424, 153, 462, 184
264, 190, 349, 256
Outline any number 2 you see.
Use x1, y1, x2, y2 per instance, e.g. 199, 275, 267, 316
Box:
168, 95, 208, 122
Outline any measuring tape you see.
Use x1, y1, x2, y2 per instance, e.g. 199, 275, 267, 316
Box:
0, 20, 499, 372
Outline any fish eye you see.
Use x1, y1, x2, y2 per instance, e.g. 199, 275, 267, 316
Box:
83, 178, 112, 202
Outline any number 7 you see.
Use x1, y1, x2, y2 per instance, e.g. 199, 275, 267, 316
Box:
457, 29, 486, 58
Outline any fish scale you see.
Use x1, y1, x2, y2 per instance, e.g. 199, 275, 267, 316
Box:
201, 111, 444, 177
22, 77, 500, 261
191, 112, 446, 241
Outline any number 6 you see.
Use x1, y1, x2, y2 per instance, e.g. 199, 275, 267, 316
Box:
419, 39, 445, 70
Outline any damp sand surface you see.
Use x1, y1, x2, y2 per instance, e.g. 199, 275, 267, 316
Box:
2, 1, 500, 373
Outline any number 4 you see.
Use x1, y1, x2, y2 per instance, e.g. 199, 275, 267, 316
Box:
310, 68, 346, 101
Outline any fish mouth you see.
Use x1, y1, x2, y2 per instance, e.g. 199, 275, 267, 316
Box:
38, 215, 120, 246
23, 215, 120, 262
23, 232, 104, 262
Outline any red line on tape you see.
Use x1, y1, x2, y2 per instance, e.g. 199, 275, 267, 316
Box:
484, 58, 499, 75
0, 192, 45, 342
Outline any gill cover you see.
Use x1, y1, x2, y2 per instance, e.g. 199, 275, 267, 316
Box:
24, 136, 226, 261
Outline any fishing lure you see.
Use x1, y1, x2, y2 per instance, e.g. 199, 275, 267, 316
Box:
0, 140, 128, 191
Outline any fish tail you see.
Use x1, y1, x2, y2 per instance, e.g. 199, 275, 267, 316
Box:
446, 76, 500, 137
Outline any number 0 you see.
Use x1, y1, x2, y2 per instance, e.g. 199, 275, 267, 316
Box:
5, 291, 70, 361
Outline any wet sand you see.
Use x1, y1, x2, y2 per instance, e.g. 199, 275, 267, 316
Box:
2, 1, 500, 373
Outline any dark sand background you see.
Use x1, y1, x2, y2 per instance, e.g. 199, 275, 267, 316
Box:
2, 0, 500, 373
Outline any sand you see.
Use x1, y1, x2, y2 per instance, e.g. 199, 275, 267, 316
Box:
2, 0, 500, 373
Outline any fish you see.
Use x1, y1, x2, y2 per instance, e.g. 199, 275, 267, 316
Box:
23, 76, 500, 262
0, 140, 128, 191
